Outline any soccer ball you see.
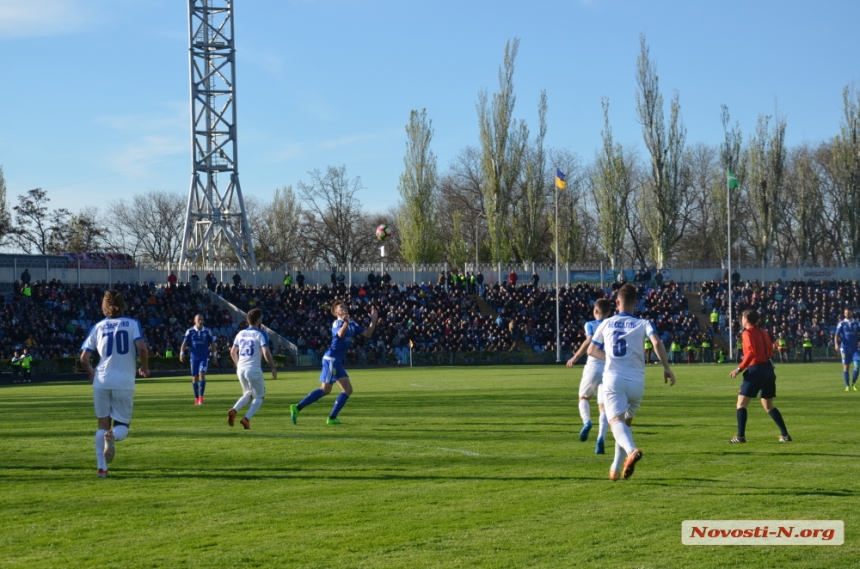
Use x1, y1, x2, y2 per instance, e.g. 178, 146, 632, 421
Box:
376, 224, 392, 241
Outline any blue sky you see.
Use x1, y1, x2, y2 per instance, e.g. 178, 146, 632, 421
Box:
1, 0, 858, 216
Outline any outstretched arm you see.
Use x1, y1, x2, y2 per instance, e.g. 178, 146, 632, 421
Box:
567, 335, 593, 367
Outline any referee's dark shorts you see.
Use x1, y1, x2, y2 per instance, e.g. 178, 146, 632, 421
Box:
738, 363, 777, 399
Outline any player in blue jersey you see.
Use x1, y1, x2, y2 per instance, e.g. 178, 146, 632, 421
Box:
180, 314, 217, 405
227, 308, 277, 430
566, 298, 613, 454
291, 300, 379, 425
834, 308, 860, 391
80, 291, 149, 478
588, 285, 675, 481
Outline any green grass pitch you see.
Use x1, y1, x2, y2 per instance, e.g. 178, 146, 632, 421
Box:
1, 363, 857, 568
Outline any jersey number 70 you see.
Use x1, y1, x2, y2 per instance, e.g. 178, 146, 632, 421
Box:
101, 330, 130, 356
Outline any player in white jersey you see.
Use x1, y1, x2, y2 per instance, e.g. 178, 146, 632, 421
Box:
227, 308, 277, 430
588, 284, 674, 481
566, 298, 613, 454
80, 291, 149, 478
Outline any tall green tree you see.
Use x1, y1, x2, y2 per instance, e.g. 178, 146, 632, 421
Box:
746, 113, 787, 266
512, 90, 548, 264
635, 35, 689, 268
397, 109, 442, 264
446, 211, 468, 268
477, 37, 529, 264
12, 188, 70, 255
591, 98, 630, 269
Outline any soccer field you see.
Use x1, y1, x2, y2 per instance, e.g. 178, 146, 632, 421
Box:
1, 364, 857, 568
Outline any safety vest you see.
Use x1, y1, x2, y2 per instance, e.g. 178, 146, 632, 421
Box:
701, 340, 711, 348
644, 339, 653, 350
710, 312, 719, 323
165, 349, 174, 358
736, 338, 743, 350
778, 338, 787, 348
284, 275, 292, 285
717, 352, 726, 363
671, 341, 681, 352
20, 355, 32, 369
802, 339, 813, 348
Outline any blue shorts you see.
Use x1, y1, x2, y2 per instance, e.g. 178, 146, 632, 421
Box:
190, 355, 209, 377
738, 364, 777, 399
840, 347, 860, 366
319, 357, 348, 384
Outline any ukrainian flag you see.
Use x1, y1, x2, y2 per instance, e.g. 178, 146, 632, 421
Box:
555, 169, 566, 190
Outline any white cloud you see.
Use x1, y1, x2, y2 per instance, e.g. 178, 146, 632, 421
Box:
0, 0, 101, 38
96, 101, 188, 134
109, 135, 186, 176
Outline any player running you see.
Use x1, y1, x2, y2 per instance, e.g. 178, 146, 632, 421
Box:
566, 298, 613, 454
80, 291, 149, 478
227, 309, 276, 430
834, 308, 860, 391
180, 314, 217, 405
588, 285, 675, 481
291, 301, 378, 425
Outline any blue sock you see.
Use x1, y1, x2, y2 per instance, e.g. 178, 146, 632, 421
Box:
853, 369, 859, 385
298, 389, 326, 410
193, 382, 200, 398
330, 393, 350, 418
200, 379, 206, 396
844, 371, 850, 387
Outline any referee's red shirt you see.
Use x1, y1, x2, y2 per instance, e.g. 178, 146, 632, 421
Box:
739, 325, 773, 370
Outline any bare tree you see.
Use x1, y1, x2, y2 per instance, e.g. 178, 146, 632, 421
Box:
106, 191, 185, 264
398, 109, 442, 264
51, 206, 106, 253
782, 144, 825, 266
746, 113, 787, 266
252, 186, 304, 266
635, 35, 689, 268
297, 165, 368, 266
713, 105, 745, 266
0, 166, 12, 245
477, 37, 529, 263
11, 188, 70, 254
830, 85, 860, 263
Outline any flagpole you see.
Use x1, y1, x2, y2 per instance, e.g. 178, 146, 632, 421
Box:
727, 168, 733, 362
555, 172, 561, 363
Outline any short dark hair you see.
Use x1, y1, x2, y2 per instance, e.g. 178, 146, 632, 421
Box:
247, 308, 262, 326
594, 298, 612, 317
742, 309, 759, 326
618, 284, 637, 306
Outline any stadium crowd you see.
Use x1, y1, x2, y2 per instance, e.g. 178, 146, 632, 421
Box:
2, 271, 855, 369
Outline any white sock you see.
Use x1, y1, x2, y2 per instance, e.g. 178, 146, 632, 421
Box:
95, 429, 107, 470
113, 425, 129, 441
233, 393, 252, 412
598, 410, 609, 440
610, 421, 636, 455
578, 399, 591, 424
611, 441, 627, 474
246, 397, 263, 420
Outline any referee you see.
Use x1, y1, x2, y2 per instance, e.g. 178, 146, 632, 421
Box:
728, 310, 792, 443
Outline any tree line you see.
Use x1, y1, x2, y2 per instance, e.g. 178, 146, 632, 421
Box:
1, 36, 858, 270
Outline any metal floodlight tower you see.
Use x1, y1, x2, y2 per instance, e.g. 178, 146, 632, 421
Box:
179, 0, 256, 271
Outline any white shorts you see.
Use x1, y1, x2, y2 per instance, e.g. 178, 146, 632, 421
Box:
601, 375, 644, 421
578, 362, 605, 399
93, 386, 135, 424
237, 368, 265, 399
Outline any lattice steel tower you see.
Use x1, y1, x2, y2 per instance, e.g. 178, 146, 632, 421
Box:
179, 0, 256, 270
